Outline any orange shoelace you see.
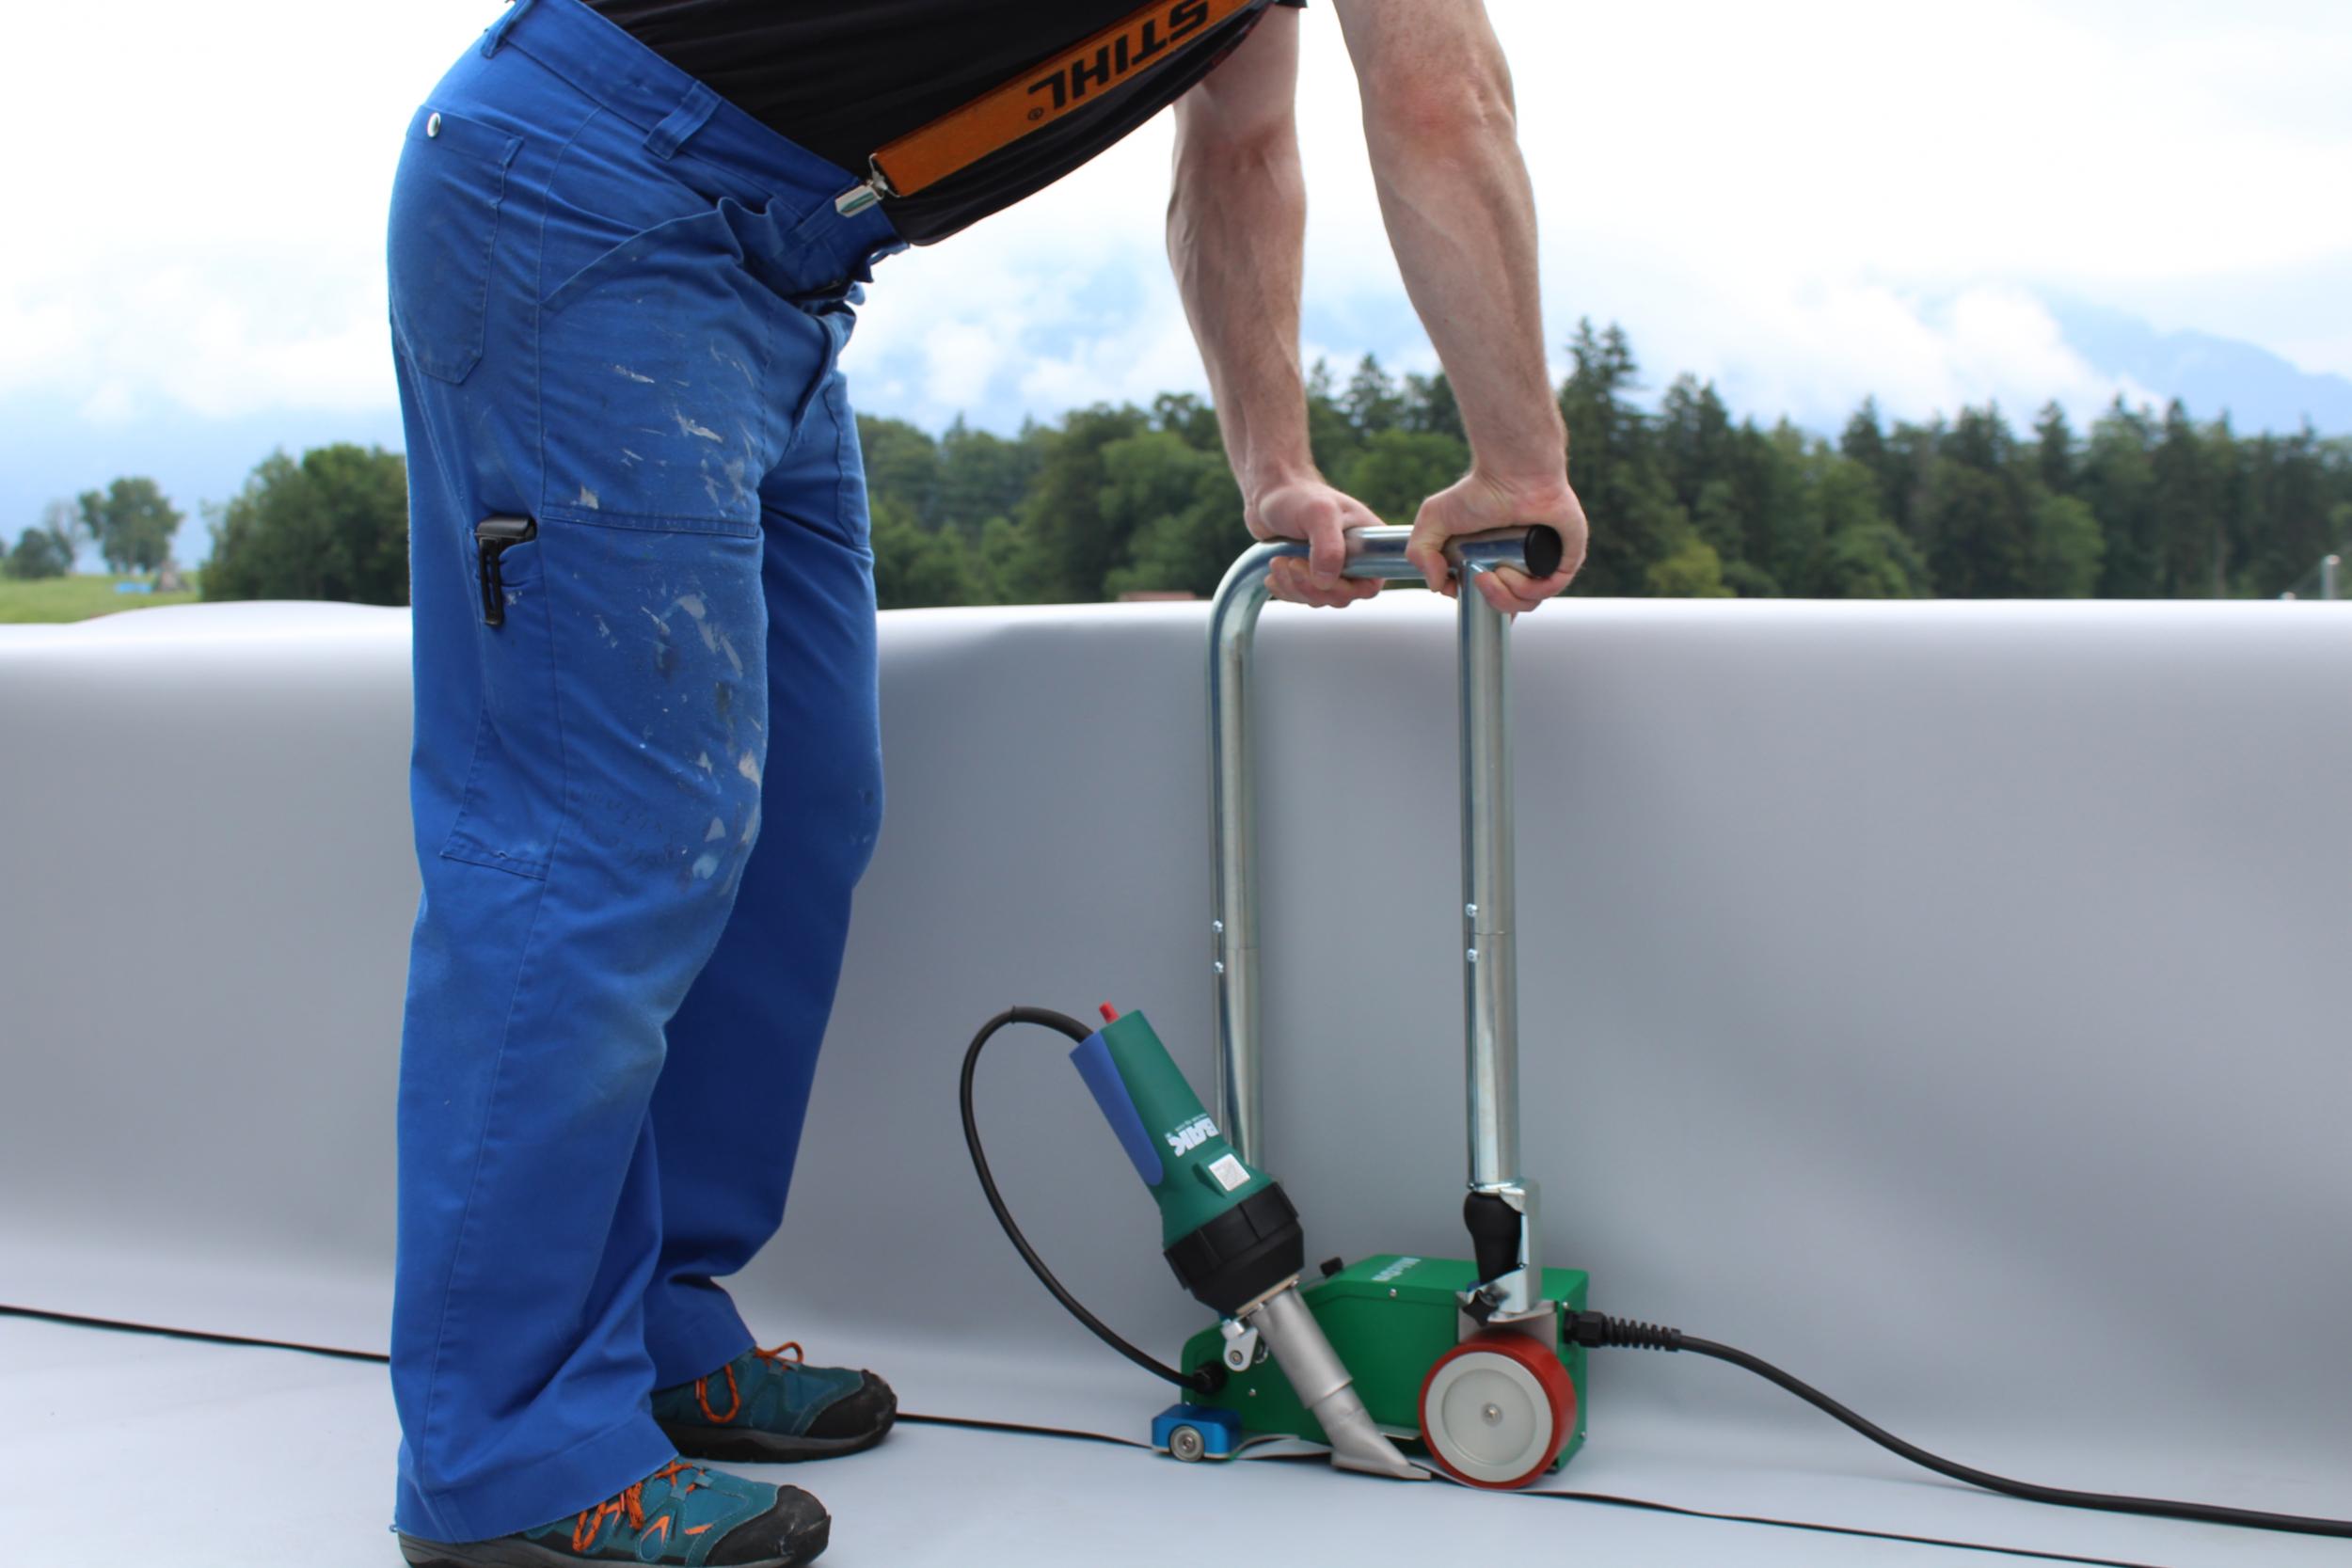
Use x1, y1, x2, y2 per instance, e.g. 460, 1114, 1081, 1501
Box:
570, 1459, 705, 1553
693, 1340, 805, 1425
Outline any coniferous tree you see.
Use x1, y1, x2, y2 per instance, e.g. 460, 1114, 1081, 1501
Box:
1556, 321, 1683, 596
1343, 355, 1406, 437
937, 418, 1042, 537
2084, 401, 2159, 597
1303, 359, 1358, 478
1400, 372, 1466, 441
2033, 403, 2076, 497
2243, 429, 2332, 593
1816, 451, 1927, 598
2152, 401, 2220, 597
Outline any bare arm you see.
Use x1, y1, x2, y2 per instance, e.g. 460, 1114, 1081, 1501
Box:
1168, 8, 1379, 607
1330, 0, 1585, 610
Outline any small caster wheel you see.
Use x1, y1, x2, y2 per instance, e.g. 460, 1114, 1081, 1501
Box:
1418, 1331, 1577, 1489
1152, 1401, 1239, 1460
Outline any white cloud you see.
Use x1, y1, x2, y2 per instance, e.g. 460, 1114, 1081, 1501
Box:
1, 257, 397, 420
0, 0, 2344, 453
1679, 283, 2151, 432
0, 0, 471, 418
77, 382, 139, 427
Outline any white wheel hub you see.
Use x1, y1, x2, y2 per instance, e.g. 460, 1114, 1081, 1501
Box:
1422, 1350, 1554, 1484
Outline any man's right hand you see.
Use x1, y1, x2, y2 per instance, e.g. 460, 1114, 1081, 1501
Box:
1405, 468, 1589, 615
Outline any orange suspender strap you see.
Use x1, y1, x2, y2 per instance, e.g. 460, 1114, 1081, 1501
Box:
834, 0, 1269, 215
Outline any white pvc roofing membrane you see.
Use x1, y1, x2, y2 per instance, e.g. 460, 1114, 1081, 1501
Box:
4, 595, 2348, 1566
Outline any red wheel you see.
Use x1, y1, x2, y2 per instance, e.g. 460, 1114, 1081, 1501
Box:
1418, 1331, 1576, 1489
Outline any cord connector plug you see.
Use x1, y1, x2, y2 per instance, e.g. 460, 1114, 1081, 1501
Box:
1567, 1310, 1683, 1352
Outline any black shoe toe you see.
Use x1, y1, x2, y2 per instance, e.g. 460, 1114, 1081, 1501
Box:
711, 1483, 832, 1567
804, 1370, 898, 1443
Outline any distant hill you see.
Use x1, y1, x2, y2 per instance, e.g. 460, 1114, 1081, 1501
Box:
2052, 301, 2352, 434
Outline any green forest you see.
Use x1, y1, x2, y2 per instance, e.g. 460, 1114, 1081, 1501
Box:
860, 320, 2352, 609
12, 321, 2349, 610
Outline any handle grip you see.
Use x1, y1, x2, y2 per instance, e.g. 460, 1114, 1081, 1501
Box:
1301, 524, 1564, 584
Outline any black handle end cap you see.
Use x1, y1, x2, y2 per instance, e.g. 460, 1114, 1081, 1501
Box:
1523, 524, 1565, 581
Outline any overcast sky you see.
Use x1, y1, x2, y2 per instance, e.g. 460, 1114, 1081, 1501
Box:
2, 0, 2347, 513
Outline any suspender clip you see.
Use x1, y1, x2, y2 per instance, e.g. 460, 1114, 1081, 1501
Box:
834, 160, 897, 218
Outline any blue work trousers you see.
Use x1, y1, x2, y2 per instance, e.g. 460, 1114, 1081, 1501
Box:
385, 0, 903, 1540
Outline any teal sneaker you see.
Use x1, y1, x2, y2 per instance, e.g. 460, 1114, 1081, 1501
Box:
397, 1459, 827, 1566
652, 1341, 897, 1465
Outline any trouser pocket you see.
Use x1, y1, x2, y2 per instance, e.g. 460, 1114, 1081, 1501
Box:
438, 507, 771, 893
439, 521, 559, 879
388, 105, 520, 386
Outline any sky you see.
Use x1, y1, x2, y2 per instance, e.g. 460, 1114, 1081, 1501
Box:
1, 0, 2348, 557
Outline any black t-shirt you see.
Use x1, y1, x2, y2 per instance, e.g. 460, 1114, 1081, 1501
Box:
587, 0, 1305, 245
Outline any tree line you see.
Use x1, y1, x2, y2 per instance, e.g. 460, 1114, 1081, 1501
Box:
862, 321, 2352, 608
5, 482, 187, 582
13, 322, 2347, 604
5, 449, 413, 603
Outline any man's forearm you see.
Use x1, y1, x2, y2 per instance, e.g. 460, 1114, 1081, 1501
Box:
1341, 5, 1564, 490
1168, 101, 1313, 504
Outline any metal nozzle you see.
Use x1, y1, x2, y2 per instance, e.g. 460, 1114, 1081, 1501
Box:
1244, 1285, 1426, 1481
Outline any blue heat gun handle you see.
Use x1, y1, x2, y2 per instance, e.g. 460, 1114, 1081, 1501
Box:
1070, 1028, 1166, 1187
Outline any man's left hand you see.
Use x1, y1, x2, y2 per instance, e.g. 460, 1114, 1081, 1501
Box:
1248, 477, 1388, 609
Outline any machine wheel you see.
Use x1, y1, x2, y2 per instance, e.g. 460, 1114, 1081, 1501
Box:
1418, 1331, 1576, 1489
1167, 1424, 1207, 1463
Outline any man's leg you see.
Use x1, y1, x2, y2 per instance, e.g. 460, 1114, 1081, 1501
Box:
638, 307, 887, 1394
390, 29, 798, 1542
392, 385, 776, 1542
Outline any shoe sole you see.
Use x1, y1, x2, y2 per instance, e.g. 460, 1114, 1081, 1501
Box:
659, 1405, 897, 1465
397, 1513, 829, 1568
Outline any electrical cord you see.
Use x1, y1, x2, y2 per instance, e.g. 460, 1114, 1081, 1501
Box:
1569, 1311, 2352, 1539
959, 1006, 1216, 1395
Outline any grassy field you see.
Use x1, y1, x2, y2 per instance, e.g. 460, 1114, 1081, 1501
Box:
0, 574, 203, 624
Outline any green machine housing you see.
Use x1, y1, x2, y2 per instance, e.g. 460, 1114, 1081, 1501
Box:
1180, 1255, 1590, 1465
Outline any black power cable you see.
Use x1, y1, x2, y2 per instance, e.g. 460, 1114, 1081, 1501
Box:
1570, 1311, 2352, 1540
959, 1006, 1216, 1395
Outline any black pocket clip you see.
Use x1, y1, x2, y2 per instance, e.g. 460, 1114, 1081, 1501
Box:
475, 515, 536, 626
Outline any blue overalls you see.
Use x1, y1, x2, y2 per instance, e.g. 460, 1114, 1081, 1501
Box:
386, 0, 903, 1539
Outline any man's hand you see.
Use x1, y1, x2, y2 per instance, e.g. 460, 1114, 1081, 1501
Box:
1249, 476, 1386, 608
1405, 468, 1589, 615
